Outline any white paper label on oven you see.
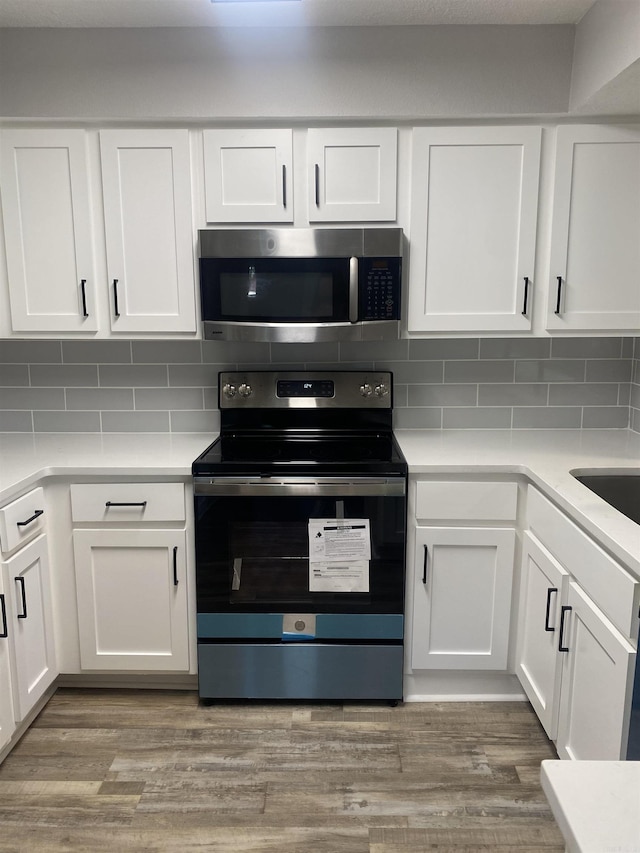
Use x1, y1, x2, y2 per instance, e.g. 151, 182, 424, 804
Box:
308, 519, 371, 562
309, 560, 370, 593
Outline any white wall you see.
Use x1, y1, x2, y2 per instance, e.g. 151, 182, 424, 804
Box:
0, 25, 575, 119
570, 0, 640, 112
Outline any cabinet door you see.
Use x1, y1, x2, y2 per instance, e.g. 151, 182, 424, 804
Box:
2, 535, 57, 722
203, 129, 293, 223
100, 130, 197, 333
308, 128, 397, 222
547, 125, 640, 331
0, 130, 98, 333
409, 126, 540, 332
556, 581, 636, 760
515, 532, 569, 739
0, 580, 16, 752
73, 529, 189, 671
411, 526, 515, 670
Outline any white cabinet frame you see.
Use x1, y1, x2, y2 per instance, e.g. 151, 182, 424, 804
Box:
73, 528, 189, 672
203, 129, 293, 223
100, 129, 197, 334
0, 129, 98, 333
411, 526, 515, 670
409, 126, 541, 332
547, 124, 640, 332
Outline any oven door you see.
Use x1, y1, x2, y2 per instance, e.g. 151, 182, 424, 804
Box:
194, 475, 406, 625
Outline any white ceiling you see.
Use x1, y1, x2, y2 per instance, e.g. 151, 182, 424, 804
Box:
0, 0, 599, 29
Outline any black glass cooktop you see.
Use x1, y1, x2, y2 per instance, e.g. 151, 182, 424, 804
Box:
192, 431, 407, 476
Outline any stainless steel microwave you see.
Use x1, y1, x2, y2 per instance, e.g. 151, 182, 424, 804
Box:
198, 228, 403, 343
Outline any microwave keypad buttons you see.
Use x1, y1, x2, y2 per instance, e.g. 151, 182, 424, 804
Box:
365, 267, 396, 319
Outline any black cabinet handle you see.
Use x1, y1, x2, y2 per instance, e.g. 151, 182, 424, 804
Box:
544, 587, 558, 632
113, 279, 120, 318
555, 276, 563, 315
80, 279, 89, 318
0, 594, 7, 639
314, 164, 320, 207
173, 546, 179, 586
522, 277, 530, 316
15, 576, 27, 619
16, 509, 44, 528
422, 544, 428, 584
105, 501, 147, 508
282, 164, 287, 209
558, 605, 572, 652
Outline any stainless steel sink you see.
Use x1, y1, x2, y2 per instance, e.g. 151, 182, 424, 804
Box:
572, 472, 640, 525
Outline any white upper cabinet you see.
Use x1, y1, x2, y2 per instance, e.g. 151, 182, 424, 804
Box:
203, 129, 293, 223
546, 125, 640, 332
307, 128, 398, 222
100, 129, 197, 334
0, 130, 98, 333
408, 126, 541, 333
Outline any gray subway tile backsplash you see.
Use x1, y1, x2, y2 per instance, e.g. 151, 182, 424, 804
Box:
100, 411, 171, 433
30, 364, 99, 388
33, 410, 101, 433
0, 336, 638, 434
0, 411, 33, 431
0, 364, 30, 386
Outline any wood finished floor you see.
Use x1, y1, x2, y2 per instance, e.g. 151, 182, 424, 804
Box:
0, 689, 565, 852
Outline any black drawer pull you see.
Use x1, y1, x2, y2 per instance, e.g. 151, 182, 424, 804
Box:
422, 544, 428, 584
113, 279, 120, 318
0, 594, 7, 638
522, 276, 530, 316
17, 510, 44, 527
555, 276, 563, 315
173, 546, 179, 586
80, 279, 88, 318
314, 163, 320, 207
558, 605, 572, 652
282, 164, 287, 209
15, 576, 27, 619
544, 587, 558, 632
105, 501, 147, 508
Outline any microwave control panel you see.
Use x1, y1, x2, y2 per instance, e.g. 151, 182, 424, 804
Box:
359, 258, 402, 321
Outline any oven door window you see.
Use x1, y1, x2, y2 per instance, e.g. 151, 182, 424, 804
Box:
195, 494, 405, 614
199, 257, 350, 323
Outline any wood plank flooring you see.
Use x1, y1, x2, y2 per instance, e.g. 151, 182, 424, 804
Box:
0, 689, 564, 852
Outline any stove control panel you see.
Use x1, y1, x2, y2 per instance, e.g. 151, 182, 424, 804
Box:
219, 371, 393, 409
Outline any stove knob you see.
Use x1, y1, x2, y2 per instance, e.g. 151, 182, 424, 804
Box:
238, 383, 253, 398
222, 383, 237, 398
375, 383, 389, 397
360, 383, 373, 397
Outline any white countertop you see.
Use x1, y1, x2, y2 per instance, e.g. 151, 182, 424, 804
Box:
1, 428, 639, 576
0, 432, 215, 502
394, 428, 640, 578
541, 759, 640, 852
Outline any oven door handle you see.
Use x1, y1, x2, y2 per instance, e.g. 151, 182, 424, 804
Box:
193, 477, 406, 497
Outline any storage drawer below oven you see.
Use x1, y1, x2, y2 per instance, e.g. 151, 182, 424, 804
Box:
197, 612, 404, 640
197, 642, 403, 701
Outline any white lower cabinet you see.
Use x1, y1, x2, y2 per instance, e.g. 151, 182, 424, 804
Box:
516, 532, 569, 739
2, 535, 57, 722
516, 487, 639, 760
73, 529, 189, 671
555, 582, 636, 760
0, 576, 16, 752
411, 526, 515, 670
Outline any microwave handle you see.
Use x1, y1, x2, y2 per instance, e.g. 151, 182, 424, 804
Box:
349, 257, 359, 322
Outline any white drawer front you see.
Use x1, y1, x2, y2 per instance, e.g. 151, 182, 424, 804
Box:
415, 481, 518, 522
0, 487, 46, 555
527, 486, 639, 640
70, 483, 185, 523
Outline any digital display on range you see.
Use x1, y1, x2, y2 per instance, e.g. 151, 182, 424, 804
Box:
276, 380, 334, 398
